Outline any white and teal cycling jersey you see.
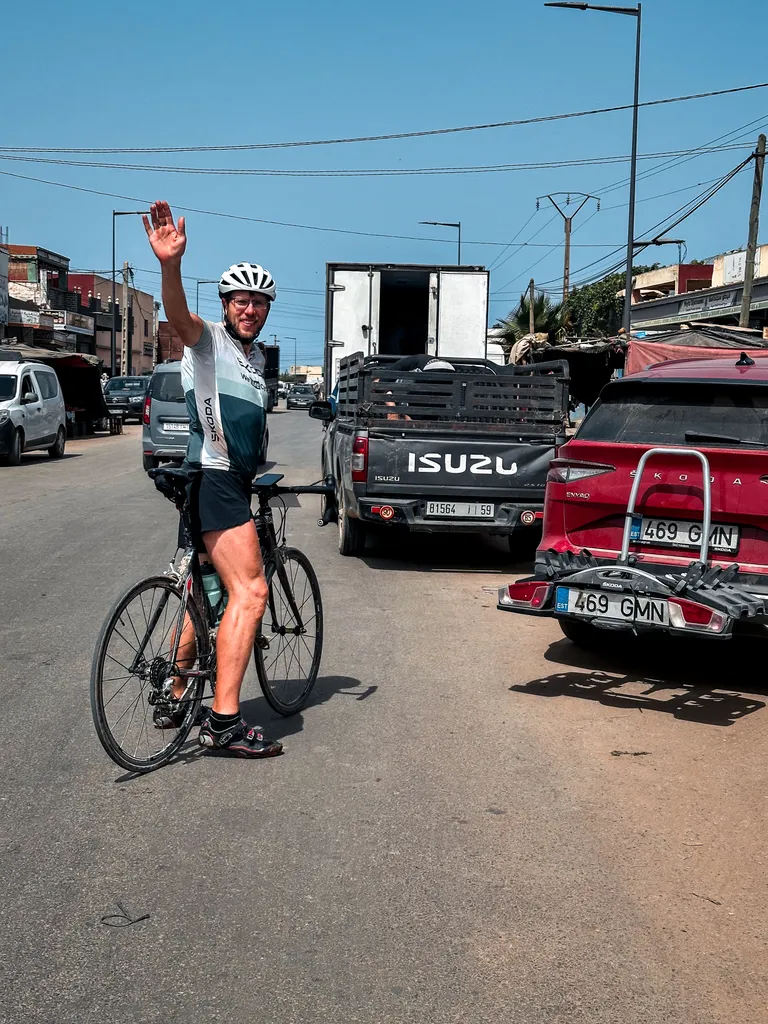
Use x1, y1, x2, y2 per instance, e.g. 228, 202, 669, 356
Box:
181, 319, 268, 477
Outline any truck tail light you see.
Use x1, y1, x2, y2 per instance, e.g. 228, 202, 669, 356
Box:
498, 580, 552, 611
667, 597, 728, 634
547, 459, 615, 484
142, 396, 152, 426
351, 435, 368, 483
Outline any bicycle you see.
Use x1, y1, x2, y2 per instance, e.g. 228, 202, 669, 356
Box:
90, 466, 335, 773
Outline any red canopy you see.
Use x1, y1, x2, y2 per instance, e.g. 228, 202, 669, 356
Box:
626, 339, 767, 376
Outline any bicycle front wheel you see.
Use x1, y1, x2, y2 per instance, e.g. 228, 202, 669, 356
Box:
254, 547, 323, 716
91, 575, 209, 773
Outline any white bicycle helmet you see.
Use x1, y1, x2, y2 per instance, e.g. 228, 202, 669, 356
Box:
218, 262, 277, 301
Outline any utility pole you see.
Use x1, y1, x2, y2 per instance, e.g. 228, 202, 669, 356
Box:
740, 133, 766, 328
120, 261, 130, 375
153, 301, 160, 368
538, 193, 599, 302
528, 279, 536, 336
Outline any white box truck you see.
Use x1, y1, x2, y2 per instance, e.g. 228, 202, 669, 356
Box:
324, 262, 491, 392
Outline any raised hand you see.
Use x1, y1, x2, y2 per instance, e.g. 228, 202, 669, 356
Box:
143, 201, 187, 264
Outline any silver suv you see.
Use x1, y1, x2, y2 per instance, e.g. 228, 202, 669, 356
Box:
142, 362, 189, 472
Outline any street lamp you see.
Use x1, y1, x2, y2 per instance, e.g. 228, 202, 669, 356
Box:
112, 210, 150, 376
544, 2, 641, 335
282, 336, 297, 375
195, 279, 219, 314
419, 221, 462, 264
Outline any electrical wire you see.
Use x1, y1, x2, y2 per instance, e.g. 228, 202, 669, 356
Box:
5, 82, 768, 153
0, 141, 757, 177
492, 155, 754, 298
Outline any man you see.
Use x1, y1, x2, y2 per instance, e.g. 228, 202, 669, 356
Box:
144, 200, 282, 758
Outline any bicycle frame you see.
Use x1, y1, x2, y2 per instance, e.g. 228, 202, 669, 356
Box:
254, 495, 308, 637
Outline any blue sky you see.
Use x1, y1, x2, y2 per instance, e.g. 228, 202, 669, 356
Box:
3, 0, 768, 364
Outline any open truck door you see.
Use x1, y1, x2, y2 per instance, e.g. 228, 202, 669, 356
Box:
435, 270, 489, 361
326, 267, 381, 393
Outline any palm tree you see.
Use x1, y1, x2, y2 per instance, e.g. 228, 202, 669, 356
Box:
495, 291, 564, 345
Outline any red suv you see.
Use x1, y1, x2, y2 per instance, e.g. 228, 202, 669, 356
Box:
498, 352, 768, 647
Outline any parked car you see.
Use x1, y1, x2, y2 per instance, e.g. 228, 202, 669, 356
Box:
286, 384, 317, 410
142, 363, 189, 472
141, 360, 270, 473
103, 375, 149, 422
0, 359, 67, 465
498, 352, 768, 649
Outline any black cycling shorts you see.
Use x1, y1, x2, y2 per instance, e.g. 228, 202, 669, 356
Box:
181, 469, 254, 550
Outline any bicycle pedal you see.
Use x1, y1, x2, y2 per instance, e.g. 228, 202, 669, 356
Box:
255, 634, 271, 650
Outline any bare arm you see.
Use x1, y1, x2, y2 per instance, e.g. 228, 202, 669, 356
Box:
143, 201, 204, 347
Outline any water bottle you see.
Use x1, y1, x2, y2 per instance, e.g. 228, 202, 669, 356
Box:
200, 562, 228, 623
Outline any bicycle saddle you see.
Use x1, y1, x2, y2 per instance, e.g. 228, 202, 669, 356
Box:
149, 465, 195, 503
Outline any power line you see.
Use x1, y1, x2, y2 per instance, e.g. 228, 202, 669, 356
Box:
0, 141, 756, 177
490, 120, 766, 299
0, 134, 756, 252
491, 156, 753, 298
5, 82, 768, 153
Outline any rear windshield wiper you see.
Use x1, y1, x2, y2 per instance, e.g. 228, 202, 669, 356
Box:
684, 430, 768, 448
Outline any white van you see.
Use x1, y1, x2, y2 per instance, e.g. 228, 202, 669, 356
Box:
0, 360, 67, 465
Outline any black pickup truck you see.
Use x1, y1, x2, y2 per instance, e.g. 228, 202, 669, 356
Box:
312, 352, 569, 556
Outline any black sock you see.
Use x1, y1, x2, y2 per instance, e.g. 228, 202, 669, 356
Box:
208, 710, 240, 733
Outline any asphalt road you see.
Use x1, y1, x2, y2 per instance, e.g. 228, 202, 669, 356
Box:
2, 409, 767, 1024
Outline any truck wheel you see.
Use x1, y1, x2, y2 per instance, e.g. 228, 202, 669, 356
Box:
142, 454, 159, 472
48, 426, 66, 459
337, 483, 365, 556
6, 428, 22, 466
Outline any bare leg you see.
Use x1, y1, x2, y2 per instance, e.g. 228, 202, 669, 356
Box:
203, 518, 268, 716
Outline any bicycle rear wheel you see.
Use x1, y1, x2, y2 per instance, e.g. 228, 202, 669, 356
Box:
254, 547, 323, 715
91, 575, 209, 773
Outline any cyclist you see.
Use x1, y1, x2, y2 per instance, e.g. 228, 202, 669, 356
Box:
143, 200, 283, 758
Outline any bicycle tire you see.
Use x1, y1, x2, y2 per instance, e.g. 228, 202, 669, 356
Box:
254, 547, 323, 716
91, 575, 209, 773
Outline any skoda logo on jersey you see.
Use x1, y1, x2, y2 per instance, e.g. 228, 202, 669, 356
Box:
203, 397, 219, 442
406, 453, 518, 476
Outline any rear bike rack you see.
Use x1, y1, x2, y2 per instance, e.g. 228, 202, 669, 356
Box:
618, 447, 712, 567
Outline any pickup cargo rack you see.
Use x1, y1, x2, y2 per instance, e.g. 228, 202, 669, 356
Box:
336, 352, 570, 438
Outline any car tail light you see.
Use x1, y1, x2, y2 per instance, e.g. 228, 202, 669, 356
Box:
547, 459, 615, 484
142, 395, 151, 426
351, 435, 368, 483
498, 580, 552, 610
668, 597, 728, 634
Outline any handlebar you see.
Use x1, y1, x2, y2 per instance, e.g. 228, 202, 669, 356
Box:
251, 472, 335, 498
276, 483, 335, 496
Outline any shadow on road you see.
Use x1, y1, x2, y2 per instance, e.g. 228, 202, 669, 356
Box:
510, 636, 767, 727
241, 674, 370, 740
113, 675, 369, 782
7, 452, 83, 469
360, 528, 539, 575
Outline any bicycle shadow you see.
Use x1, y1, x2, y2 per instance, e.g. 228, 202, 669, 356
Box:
240, 674, 372, 742
510, 637, 767, 727
112, 675, 371, 782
